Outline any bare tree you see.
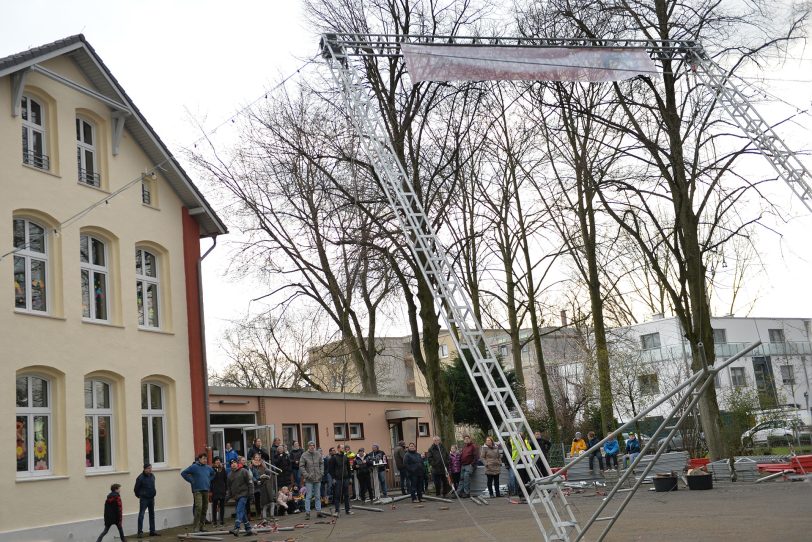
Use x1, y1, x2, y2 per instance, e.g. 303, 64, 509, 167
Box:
211, 311, 327, 390
192, 87, 396, 394
525, 0, 811, 459
303, 0, 493, 444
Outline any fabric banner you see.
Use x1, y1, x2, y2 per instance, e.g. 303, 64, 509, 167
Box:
401, 43, 656, 83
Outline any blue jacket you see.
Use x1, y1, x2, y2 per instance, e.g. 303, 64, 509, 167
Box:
626, 438, 641, 454
181, 461, 214, 492
603, 439, 619, 456
134, 472, 157, 499
224, 448, 238, 472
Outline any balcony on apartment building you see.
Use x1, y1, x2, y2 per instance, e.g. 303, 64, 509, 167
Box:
638, 341, 812, 364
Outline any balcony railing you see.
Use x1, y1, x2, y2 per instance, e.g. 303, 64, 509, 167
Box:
638, 341, 812, 363
22, 149, 50, 170
78, 169, 101, 187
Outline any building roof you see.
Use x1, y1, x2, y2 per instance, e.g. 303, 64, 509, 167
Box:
0, 35, 227, 237
209, 385, 430, 404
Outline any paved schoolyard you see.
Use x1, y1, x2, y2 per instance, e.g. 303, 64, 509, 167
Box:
145, 479, 812, 541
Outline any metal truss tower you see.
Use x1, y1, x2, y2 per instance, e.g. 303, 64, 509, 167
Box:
318, 32, 809, 541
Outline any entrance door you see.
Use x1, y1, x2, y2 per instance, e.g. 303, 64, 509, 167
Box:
244, 425, 275, 455
210, 429, 225, 461
752, 357, 778, 409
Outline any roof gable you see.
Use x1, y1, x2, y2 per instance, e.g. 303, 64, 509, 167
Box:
0, 35, 227, 237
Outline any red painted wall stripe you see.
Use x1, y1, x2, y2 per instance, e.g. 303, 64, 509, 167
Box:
182, 208, 207, 455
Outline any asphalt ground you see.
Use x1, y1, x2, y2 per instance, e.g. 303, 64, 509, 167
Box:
143, 479, 812, 541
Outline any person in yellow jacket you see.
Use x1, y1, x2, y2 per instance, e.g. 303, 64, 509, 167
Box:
570, 432, 587, 456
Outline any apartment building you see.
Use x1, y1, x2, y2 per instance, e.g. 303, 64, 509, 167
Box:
1, 35, 226, 541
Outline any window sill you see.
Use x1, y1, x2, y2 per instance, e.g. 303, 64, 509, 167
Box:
142, 203, 160, 211
77, 180, 109, 194
16, 475, 69, 483
22, 163, 60, 178
86, 469, 129, 477
14, 310, 66, 321
151, 466, 180, 473
82, 319, 125, 329
138, 326, 174, 335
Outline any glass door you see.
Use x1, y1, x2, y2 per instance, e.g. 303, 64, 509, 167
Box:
209, 429, 225, 461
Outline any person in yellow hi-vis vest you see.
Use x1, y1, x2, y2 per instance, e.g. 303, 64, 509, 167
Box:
510, 433, 533, 492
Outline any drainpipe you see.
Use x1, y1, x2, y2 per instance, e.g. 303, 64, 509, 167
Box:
199, 235, 218, 458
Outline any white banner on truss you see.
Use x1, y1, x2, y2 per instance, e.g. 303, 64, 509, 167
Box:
401, 43, 656, 83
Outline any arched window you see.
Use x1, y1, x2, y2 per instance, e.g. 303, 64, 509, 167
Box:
85, 379, 114, 470
13, 218, 48, 312
135, 248, 159, 328
80, 235, 108, 321
16, 375, 52, 475
76, 117, 99, 186
21, 95, 49, 170
141, 382, 166, 465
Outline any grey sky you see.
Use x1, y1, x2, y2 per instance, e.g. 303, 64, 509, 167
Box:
2, 1, 810, 372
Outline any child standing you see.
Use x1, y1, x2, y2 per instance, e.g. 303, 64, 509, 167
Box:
96, 483, 126, 542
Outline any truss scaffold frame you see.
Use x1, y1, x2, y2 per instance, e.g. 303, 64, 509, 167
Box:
318, 31, 807, 541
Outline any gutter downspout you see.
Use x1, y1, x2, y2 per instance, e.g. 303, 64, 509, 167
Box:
199, 235, 218, 458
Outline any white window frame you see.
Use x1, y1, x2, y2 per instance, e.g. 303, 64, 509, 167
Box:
301, 423, 318, 447
135, 248, 160, 329
16, 374, 53, 477
21, 95, 48, 170
85, 379, 115, 472
418, 422, 430, 437
333, 423, 348, 441
499, 345, 509, 358
349, 423, 364, 440
730, 367, 747, 387
439, 344, 449, 358
641, 332, 661, 350
76, 116, 99, 187
81, 235, 109, 322
768, 329, 786, 343
712, 328, 727, 344
780, 365, 795, 386
141, 382, 167, 467
13, 218, 48, 313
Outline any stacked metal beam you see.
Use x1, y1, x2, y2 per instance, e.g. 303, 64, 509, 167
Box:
708, 458, 759, 481
638, 451, 689, 477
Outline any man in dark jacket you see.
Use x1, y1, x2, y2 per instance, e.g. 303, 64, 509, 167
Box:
427, 436, 451, 497
247, 438, 270, 462
289, 441, 304, 487
459, 434, 480, 498
134, 463, 160, 537
534, 429, 552, 476
95, 483, 125, 542
394, 440, 408, 495
181, 453, 215, 533
227, 458, 254, 536
403, 443, 425, 503
210, 457, 228, 527
368, 444, 389, 498
273, 445, 293, 487
328, 444, 354, 515
353, 448, 374, 502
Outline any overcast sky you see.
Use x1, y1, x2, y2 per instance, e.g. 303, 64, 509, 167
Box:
3, 1, 811, 372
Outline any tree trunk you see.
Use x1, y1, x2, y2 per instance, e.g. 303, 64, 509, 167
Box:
416, 276, 455, 444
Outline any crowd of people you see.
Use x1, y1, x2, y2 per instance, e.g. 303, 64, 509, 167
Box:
98, 429, 635, 540
569, 431, 643, 471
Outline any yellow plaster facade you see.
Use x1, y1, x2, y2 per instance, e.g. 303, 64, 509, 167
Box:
0, 40, 221, 540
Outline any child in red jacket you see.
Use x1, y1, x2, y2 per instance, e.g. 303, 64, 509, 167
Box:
96, 483, 127, 542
